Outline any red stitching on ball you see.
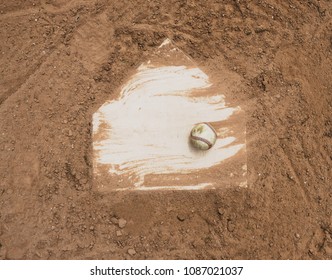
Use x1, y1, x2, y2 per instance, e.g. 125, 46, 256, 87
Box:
190, 133, 213, 149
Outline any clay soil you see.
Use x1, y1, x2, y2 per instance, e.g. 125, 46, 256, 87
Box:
0, 0, 331, 260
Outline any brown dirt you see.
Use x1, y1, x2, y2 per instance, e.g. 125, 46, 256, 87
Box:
0, 0, 331, 260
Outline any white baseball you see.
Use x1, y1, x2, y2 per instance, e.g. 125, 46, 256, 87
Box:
190, 123, 217, 150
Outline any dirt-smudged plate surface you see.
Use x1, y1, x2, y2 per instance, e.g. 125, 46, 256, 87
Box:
93, 39, 246, 191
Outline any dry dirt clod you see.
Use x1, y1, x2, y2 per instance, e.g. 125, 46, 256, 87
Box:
227, 220, 235, 232
110, 217, 119, 225
128, 248, 136, 256
118, 218, 127, 228
177, 214, 185, 222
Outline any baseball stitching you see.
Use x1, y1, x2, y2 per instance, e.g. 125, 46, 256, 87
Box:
190, 133, 213, 149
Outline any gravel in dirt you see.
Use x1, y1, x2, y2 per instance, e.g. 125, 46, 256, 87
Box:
118, 218, 127, 229
128, 248, 136, 256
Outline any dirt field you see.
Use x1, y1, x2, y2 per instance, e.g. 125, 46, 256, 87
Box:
0, 0, 331, 260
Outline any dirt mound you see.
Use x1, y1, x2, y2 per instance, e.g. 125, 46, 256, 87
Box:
0, 0, 331, 259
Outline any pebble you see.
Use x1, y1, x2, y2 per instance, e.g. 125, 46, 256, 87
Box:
128, 248, 136, 256
116, 230, 122, 237
177, 214, 185, 222
166, 207, 174, 212
110, 217, 119, 225
227, 220, 235, 232
118, 218, 127, 228
218, 208, 224, 215
295, 233, 300, 239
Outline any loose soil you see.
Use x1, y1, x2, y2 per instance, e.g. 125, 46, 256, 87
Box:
0, 0, 331, 259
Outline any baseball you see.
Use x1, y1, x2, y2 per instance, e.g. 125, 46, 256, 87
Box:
190, 123, 217, 150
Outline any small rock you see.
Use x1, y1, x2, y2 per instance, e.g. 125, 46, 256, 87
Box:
166, 207, 174, 212
177, 214, 185, 222
110, 217, 119, 225
118, 218, 127, 228
89, 226, 94, 231
218, 208, 224, 215
128, 248, 136, 256
116, 230, 122, 237
295, 233, 300, 239
287, 173, 295, 181
68, 130, 73, 137
227, 220, 235, 232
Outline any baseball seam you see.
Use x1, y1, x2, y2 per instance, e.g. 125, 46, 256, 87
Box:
203, 122, 217, 138
190, 134, 213, 149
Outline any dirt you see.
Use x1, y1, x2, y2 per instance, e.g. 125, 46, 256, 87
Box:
0, 0, 331, 260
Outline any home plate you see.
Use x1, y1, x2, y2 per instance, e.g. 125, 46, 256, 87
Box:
92, 39, 247, 191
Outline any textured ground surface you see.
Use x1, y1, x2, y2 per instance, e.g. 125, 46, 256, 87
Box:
0, 0, 331, 259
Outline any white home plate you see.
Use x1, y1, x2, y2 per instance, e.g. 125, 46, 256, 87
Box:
93, 39, 246, 191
